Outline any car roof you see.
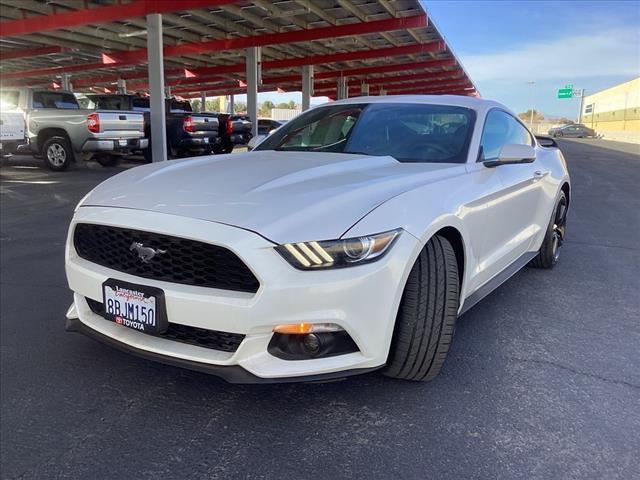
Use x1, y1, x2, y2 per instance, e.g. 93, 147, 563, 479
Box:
324, 94, 508, 116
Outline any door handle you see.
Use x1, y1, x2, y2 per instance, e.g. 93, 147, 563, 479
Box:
533, 170, 546, 181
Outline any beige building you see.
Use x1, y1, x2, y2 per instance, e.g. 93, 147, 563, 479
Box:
582, 77, 640, 144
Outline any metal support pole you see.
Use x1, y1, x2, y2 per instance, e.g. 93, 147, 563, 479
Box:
61, 73, 71, 91
147, 13, 167, 162
360, 83, 370, 96
302, 65, 314, 111
379, 87, 386, 96
246, 47, 259, 137
337, 76, 348, 100
200, 91, 207, 112
117, 78, 127, 94
228, 94, 234, 114
578, 89, 585, 124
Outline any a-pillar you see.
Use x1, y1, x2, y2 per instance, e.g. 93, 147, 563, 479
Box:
146, 13, 167, 162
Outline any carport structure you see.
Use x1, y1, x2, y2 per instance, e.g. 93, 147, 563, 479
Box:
0, 0, 477, 160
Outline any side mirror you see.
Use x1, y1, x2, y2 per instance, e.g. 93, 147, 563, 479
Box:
535, 135, 558, 148
247, 134, 266, 151
484, 144, 536, 168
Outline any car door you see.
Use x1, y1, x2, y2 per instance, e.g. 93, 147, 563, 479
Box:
474, 109, 546, 285
565, 125, 580, 137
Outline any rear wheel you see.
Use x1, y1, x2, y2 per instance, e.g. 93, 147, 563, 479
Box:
383, 235, 459, 382
529, 190, 568, 269
42, 136, 73, 171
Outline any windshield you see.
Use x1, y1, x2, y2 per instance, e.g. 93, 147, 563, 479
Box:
255, 103, 476, 163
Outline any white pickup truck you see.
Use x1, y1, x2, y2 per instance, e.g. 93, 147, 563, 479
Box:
0, 103, 25, 157
0, 88, 148, 171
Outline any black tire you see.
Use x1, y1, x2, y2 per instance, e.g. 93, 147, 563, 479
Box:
143, 148, 152, 163
223, 143, 234, 154
383, 235, 459, 382
94, 154, 120, 167
41, 136, 73, 171
529, 190, 568, 269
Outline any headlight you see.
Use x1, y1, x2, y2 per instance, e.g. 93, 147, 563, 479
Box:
276, 229, 401, 270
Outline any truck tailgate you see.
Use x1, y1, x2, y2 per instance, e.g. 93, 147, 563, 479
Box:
96, 110, 144, 135
189, 115, 219, 132
0, 111, 25, 142
231, 119, 251, 133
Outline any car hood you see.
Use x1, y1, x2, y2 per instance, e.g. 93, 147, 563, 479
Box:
81, 151, 465, 244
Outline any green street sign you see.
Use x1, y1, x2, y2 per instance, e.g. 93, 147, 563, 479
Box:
558, 88, 573, 99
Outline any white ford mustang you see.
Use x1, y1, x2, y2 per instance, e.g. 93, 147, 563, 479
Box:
65, 95, 570, 383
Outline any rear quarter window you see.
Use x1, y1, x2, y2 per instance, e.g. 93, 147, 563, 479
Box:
32, 92, 79, 109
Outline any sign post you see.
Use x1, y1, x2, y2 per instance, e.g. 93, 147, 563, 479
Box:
557, 84, 585, 122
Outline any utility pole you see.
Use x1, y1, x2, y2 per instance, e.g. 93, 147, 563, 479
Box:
578, 89, 585, 124
526, 81, 535, 131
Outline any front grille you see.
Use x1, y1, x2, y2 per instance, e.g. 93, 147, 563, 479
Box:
85, 298, 245, 353
73, 223, 259, 293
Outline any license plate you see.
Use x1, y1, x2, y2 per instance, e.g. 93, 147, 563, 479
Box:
102, 279, 168, 334
203, 137, 209, 144
118, 139, 128, 147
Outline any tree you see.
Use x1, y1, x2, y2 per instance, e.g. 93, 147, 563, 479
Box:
259, 100, 275, 117
205, 97, 220, 112
288, 100, 296, 109
276, 102, 291, 109
233, 101, 247, 113
517, 109, 544, 123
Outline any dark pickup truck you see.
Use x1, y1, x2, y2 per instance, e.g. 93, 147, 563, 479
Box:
81, 94, 219, 160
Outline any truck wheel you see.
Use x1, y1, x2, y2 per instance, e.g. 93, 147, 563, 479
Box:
529, 190, 568, 269
383, 235, 459, 382
223, 144, 234, 154
42, 136, 73, 171
94, 154, 120, 167
143, 148, 152, 163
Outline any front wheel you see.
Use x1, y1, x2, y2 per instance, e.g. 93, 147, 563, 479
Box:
383, 235, 459, 382
42, 136, 73, 171
529, 190, 568, 269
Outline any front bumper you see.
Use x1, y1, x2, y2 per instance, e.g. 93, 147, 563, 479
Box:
65, 207, 421, 382
82, 137, 149, 152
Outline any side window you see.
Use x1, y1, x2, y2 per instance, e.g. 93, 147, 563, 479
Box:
480, 110, 532, 161
32, 92, 45, 108
32, 92, 79, 109
132, 98, 150, 111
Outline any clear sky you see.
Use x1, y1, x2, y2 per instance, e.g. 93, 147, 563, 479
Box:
224, 1, 640, 118
423, 0, 640, 117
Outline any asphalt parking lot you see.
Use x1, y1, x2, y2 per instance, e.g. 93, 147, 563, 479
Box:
1, 139, 639, 479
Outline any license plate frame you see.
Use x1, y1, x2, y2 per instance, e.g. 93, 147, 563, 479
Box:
118, 139, 128, 147
102, 279, 168, 335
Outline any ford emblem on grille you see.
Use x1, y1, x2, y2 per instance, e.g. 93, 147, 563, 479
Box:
130, 242, 167, 263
